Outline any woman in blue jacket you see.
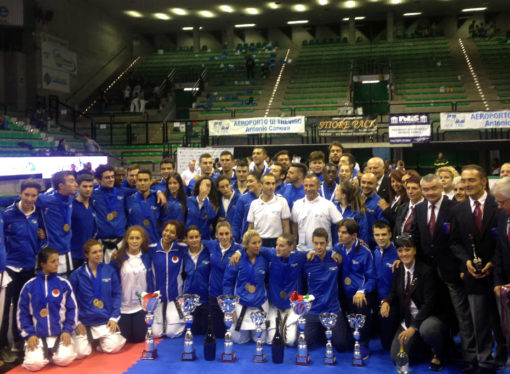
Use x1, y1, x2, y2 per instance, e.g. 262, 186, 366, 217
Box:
114, 226, 153, 343
223, 229, 269, 344
17, 247, 78, 371
70, 239, 126, 359
161, 172, 187, 223
334, 180, 370, 245
186, 176, 218, 240
150, 220, 187, 338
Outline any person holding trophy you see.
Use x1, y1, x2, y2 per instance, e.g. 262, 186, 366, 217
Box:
223, 230, 269, 344
70, 239, 126, 358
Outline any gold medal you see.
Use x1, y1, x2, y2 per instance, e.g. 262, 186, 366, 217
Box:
280, 290, 287, 299
63, 224, 70, 232
143, 219, 150, 227
107, 212, 114, 221
245, 283, 256, 293
112, 210, 118, 218
344, 277, 352, 286
39, 308, 48, 318
93, 298, 104, 309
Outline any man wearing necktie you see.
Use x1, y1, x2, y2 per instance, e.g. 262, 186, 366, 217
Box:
451, 165, 506, 374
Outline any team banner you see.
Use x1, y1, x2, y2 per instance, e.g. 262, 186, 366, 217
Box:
42, 67, 70, 93
389, 114, 430, 144
314, 116, 377, 136
440, 111, 510, 130
208, 116, 305, 136
41, 40, 78, 75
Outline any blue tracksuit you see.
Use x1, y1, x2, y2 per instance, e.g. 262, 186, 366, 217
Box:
320, 183, 337, 201
153, 178, 167, 193
71, 199, 97, 260
17, 271, 78, 338
282, 183, 305, 211
69, 262, 121, 326
0, 211, 6, 272
223, 251, 269, 307
3, 202, 43, 270
186, 197, 217, 240
160, 195, 185, 223
126, 191, 162, 243
37, 191, 73, 255
260, 247, 306, 311
334, 205, 370, 246
334, 239, 376, 299
187, 178, 197, 196
374, 243, 399, 301
203, 240, 241, 299
212, 171, 237, 185
150, 240, 186, 303
231, 191, 258, 243
91, 186, 128, 239
218, 191, 240, 225
275, 183, 286, 196
183, 247, 211, 304
303, 252, 341, 314
364, 193, 387, 249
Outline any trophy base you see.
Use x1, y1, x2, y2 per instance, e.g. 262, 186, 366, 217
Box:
324, 356, 337, 365
182, 349, 197, 361
221, 352, 236, 362
253, 352, 266, 363
141, 349, 158, 360
296, 354, 311, 366
352, 358, 365, 367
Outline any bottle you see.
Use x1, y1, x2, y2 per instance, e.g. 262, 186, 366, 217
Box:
271, 315, 285, 364
396, 344, 409, 374
203, 314, 216, 361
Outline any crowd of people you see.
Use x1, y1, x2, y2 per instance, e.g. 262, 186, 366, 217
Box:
0, 142, 509, 374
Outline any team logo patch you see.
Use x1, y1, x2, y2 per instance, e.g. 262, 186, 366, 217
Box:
52, 289, 60, 297
172, 256, 179, 263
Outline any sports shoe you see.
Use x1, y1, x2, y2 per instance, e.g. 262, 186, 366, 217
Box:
1, 347, 17, 364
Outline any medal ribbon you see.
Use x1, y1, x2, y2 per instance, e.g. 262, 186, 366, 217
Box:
87, 263, 103, 301
321, 183, 337, 202
56, 193, 71, 226
136, 192, 151, 221
100, 187, 118, 213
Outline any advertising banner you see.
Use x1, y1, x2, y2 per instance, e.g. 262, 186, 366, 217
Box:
440, 111, 510, 130
389, 113, 430, 144
0, 0, 23, 26
208, 116, 305, 136
41, 40, 78, 75
314, 116, 377, 136
42, 67, 70, 93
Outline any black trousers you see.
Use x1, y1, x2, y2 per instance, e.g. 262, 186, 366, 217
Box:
0, 268, 34, 347
119, 310, 147, 343
208, 297, 226, 339
191, 303, 209, 335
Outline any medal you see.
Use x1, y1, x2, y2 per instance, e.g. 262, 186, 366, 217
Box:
143, 219, 150, 227
112, 210, 117, 218
107, 212, 114, 221
280, 290, 287, 299
93, 298, 104, 309
344, 277, 352, 286
63, 223, 70, 232
245, 283, 256, 293
39, 308, 48, 318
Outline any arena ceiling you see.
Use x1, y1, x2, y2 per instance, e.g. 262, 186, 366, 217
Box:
88, 0, 510, 33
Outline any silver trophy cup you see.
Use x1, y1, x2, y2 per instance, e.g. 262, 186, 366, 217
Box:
290, 297, 314, 365
218, 295, 239, 362
319, 312, 338, 365
180, 294, 200, 361
347, 313, 366, 367
250, 311, 267, 363
138, 291, 161, 360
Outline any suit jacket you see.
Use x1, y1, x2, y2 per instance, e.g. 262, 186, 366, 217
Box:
450, 194, 502, 294
383, 196, 409, 232
393, 201, 410, 238
385, 260, 442, 329
412, 197, 460, 283
377, 174, 390, 203
493, 211, 510, 287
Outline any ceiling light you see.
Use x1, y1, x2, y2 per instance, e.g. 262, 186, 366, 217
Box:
154, 13, 171, 20
390, 0, 402, 4
355, 16, 365, 20
342, 17, 350, 21
345, 1, 357, 8
403, 12, 422, 16
294, 4, 308, 11
462, 7, 487, 12
182, 26, 203, 30
235, 24, 256, 28
245, 8, 260, 14
124, 10, 143, 18
287, 20, 309, 24
318, 0, 329, 5
362, 80, 380, 84
171, 8, 187, 15
219, 5, 234, 13
199, 10, 215, 17
267, 2, 280, 9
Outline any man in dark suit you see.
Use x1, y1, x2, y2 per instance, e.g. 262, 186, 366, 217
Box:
413, 174, 477, 371
451, 165, 506, 374
367, 157, 390, 203
393, 174, 424, 238
381, 234, 448, 370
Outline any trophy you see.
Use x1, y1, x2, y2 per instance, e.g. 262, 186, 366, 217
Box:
347, 313, 366, 367
289, 291, 315, 365
468, 234, 483, 274
217, 294, 239, 362
138, 291, 161, 360
250, 311, 267, 363
319, 312, 338, 365
179, 294, 200, 361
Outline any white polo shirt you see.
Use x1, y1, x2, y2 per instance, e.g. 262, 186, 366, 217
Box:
247, 195, 291, 238
292, 195, 343, 251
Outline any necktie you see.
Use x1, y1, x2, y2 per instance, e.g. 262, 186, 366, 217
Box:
473, 201, 482, 231
429, 205, 436, 238
403, 206, 415, 233
507, 218, 510, 245
404, 271, 412, 328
